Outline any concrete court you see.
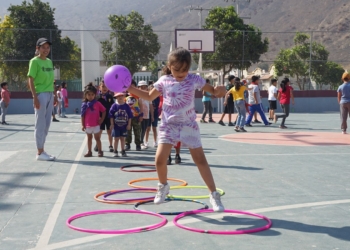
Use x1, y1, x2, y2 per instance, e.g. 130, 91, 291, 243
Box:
0, 113, 349, 250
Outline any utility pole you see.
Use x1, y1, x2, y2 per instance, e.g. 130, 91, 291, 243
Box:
189, 5, 212, 71
223, 0, 251, 20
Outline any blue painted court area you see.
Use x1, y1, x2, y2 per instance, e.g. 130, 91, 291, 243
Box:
0, 113, 349, 250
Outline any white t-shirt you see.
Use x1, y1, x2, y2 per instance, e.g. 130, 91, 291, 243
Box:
248, 84, 261, 104
57, 90, 62, 101
140, 99, 150, 119
268, 85, 277, 101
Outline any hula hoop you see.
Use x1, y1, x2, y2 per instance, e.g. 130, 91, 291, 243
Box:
120, 164, 156, 173
134, 198, 209, 215
103, 188, 156, 202
95, 189, 155, 204
128, 177, 187, 189
67, 209, 167, 234
168, 186, 225, 199
173, 209, 272, 235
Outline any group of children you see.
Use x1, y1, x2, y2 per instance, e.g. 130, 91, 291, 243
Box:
51, 82, 68, 122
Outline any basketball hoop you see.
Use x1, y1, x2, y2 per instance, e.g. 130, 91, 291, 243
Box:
190, 49, 200, 54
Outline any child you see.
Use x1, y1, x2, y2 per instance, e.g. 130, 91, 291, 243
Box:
274, 78, 295, 129
167, 142, 182, 165
225, 77, 251, 132
200, 79, 215, 123
127, 47, 226, 212
337, 72, 350, 134
268, 79, 278, 120
81, 83, 106, 157
95, 81, 114, 152
109, 92, 133, 157
138, 80, 153, 149
245, 75, 270, 126
125, 80, 143, 151
218, 75, 235, 126
0, 82, 10, 125
145, 82, 159, 148
56, 84, 62, 117
61, 82, 68, 118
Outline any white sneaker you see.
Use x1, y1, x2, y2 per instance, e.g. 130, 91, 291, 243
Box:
154, 183, 170, 204
141, 142, 148, 149
36, 152, 55, 161
153, 142, 158, 148
44, 151, 56, 160
210, 191, 225, 212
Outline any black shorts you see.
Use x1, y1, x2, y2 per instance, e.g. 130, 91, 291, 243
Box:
224, 100, 234, 114
100, 118, 111, 130
269, 100, 277, 110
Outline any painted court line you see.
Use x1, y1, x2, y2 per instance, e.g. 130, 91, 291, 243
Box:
205, 152, 350, 157
35, 137, 87, 249
30, 199, 350, 250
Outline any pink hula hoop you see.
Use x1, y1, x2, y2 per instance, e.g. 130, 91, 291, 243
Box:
67, 209, 167, 234
173, 209, 272, 235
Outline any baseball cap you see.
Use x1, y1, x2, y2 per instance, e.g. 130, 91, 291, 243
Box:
36, 38, 52, 46
138, 80, 148, 86
114, 92, 126, 97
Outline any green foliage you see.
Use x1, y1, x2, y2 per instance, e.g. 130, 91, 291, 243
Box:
202, 6, 269, 77
101, 11, 160, 75
274, 32, 341, 90
0, 0, 80, 90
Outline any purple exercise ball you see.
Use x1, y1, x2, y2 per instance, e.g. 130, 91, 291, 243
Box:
104, 65, 132, 92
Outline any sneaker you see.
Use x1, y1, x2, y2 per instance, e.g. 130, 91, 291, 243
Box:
218, 120, 225, 126
208, 119, 216, 123
200, 119, 207, 123
265, 122, 272, 126
154, 183, 170, 204
52, 118, 59, 122
239, 127, 247, 132
209, 191, 225, 212
245, 123, 252, 127
125, 144, 130, 151
253, 120, 262, 123
93, 145, 98, 152
84, 151, 92, 157
44, 151, 56, 160
167, 155, 172, 165
2, 121, 9, 125
279, 125, 287, 129
228, 122, 234, 126
136, 145, 141, 151
153, 142, 158, 148
175, 154, 181, 164
273, 115, 277, 123
109, 146, 114, 152
121, 150, 127, 157
98, 151, 103, 157
113, 151, 119, 157
234, 127, 240, 132
36, 152, 55, 161
141, 143, 148, 149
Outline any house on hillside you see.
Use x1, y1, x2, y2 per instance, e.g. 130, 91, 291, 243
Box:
245, 66, 276, 90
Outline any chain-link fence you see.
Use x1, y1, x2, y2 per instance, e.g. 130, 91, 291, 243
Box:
1, 28, 349, 91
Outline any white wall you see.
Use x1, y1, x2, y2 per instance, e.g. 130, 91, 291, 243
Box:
81, 26, 100, 90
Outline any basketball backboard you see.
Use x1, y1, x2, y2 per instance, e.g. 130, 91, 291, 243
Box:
175, 29, 215, 53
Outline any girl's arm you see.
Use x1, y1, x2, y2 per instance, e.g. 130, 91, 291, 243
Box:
110, 117, 114, 130
57, 92, 61, 99
28, 77, 40, 109
81, 116, 85, 131
290, 89, 295, 105
277, 91, 281, 101
127, 86, 160, 101
224, 91, 231, 105
99, 111, 106, 124
150, 102, 154, 122
202, 83, 225, 97
337, 91, 342, 104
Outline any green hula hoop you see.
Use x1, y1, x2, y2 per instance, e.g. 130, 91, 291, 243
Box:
167, 186, 225, 199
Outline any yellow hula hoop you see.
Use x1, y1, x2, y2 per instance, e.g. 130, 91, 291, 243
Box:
167, 186, 225, 199
128, 177, 188, 189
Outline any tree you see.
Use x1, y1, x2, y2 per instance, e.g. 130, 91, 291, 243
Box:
101, 11, 160, 75
312, 61, 344, 90
0, 0, 80, 90
200, 6, 268, 77
274, 32, 329, 90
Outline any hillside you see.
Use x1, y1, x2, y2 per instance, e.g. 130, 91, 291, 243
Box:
1, 0, 350, 68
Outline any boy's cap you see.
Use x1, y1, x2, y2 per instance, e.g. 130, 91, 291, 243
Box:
114, 92, 126, 97
138, 80, 148, 86
342, 72, 350, 81
36, 38, 52, 46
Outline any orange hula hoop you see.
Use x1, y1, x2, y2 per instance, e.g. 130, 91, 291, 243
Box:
128, 177, 188, 189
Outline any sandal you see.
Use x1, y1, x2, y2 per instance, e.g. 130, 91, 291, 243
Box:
84, 151, 92, 157
98, 151, 104, 157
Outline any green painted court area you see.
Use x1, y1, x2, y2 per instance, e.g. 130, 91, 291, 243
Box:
0, 113, 349, 250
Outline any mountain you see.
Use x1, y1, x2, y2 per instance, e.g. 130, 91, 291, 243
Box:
1, 0, 349, 68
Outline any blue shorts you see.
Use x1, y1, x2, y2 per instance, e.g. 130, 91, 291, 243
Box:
112, 128, 128, 138
148, 111, 159, 127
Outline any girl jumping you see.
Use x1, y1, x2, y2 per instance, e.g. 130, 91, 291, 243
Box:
127, 47, 226, 212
